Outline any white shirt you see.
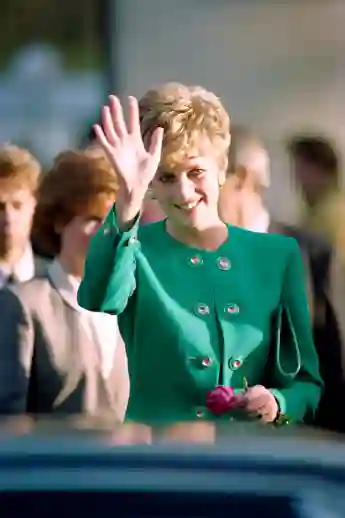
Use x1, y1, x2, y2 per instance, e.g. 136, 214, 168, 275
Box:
0, 245, 35, 289
48, 260, 120, 379
246, 208, 270, 234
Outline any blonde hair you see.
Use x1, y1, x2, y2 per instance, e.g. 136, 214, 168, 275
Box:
33, 148, 118, 257
0, 144, 42, 193
139, 82, 230, 173
227, 125, 270, 187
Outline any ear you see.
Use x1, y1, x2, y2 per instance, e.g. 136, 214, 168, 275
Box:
29, 195, 37, 214
218, 169, 226, 188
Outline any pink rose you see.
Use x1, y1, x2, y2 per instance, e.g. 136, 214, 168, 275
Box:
206, 386, 244, 415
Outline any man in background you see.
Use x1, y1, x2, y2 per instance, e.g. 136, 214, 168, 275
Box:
0, 144, 46, 287
288, 135, 345, 265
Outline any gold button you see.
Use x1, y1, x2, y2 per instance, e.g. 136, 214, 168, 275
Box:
225, 303, 240, 315
196, 303, 210, 316
189, 255, 203, 267
217, 257, 231, 271
201, 357, 213, 368
229, 356, 243, 370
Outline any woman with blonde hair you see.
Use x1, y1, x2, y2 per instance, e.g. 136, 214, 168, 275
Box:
0, 148, 129, 424
78, 82, 322, 426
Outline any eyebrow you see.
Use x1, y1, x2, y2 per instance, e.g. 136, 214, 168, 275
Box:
157, 168, 176, 175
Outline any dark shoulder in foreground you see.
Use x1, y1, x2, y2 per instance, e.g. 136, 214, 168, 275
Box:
0, 275, 51, 312
275, 221, 332, 259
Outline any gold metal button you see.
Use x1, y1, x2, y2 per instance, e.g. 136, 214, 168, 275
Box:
217, 257, 231, 271
201, 357, 213, 368
196, 303, 210, 316
229, 356, 243, 370
189, 255, 203, 267
225, 303, 240, 315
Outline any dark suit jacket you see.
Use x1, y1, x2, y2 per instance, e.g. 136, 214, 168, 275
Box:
0, 270, 129, 426
269, 221, 345, 432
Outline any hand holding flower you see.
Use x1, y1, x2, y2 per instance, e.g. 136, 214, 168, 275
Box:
206, 386, 246, 415
241, 385, 279, 423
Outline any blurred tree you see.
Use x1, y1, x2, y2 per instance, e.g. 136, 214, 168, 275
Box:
0, 0, 104, 69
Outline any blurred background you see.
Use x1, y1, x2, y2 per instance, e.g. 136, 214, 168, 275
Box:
1, 3, 345, 509
1, 0, 344, 222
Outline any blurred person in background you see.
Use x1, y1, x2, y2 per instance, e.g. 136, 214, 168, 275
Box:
0, 144, 46, 287
218, 126, 270, 232
288, 135, 345, 264
78, 83, 322, 426
0, 148, 129, 423
219, 126, 345, 432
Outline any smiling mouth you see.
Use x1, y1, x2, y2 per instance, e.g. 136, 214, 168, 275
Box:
174, 200, 200, 210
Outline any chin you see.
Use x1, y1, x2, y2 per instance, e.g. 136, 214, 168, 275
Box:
181, 216, 204, 230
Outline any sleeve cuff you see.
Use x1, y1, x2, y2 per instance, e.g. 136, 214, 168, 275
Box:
110, 204, 140, 246
269, 388, 286, 415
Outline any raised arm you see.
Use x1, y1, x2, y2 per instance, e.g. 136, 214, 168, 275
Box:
77, 205, 140, 313
77, 95, 163, 314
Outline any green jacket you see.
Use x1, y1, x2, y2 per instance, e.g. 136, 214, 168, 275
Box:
78, 208, 323, 425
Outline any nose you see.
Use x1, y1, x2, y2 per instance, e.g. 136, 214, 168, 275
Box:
0, 206, 13, 227
175, 177, 196, 201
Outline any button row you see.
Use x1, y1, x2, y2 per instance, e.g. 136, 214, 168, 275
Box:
195, 303, 240, 316
195, 356, 243, 371
189, 256, 231, 271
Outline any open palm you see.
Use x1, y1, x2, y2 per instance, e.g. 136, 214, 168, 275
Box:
93, 95, 164, 196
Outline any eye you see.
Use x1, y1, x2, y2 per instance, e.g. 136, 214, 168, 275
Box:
12, 201, 24, 210
189, 168, 205, 178
158, 172, 176, 184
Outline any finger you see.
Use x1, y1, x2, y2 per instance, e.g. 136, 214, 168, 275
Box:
246, 395, 272, 413
101, 106, 119, 145
109, 95, 128, 138
244, 394, 268, 413
148, 127, 164, 162
247, 403, 267, 417
93, 124, 112, 153
254, 409, 275, 423
128, 96, 141, 135
248, 401, 277, 422
245, 386, 267, 398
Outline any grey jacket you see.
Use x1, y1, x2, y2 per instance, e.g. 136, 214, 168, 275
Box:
0, 267, 129, 426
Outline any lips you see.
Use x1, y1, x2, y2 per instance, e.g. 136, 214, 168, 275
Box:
174, 200, 200, 210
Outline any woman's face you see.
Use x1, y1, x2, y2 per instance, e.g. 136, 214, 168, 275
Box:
59, 197, 113, 264
151, 153, 224, 231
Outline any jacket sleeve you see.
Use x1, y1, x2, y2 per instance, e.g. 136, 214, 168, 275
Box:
269, 238, 324, 423
77, 205, 140, 314
0, 288, 34, 414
